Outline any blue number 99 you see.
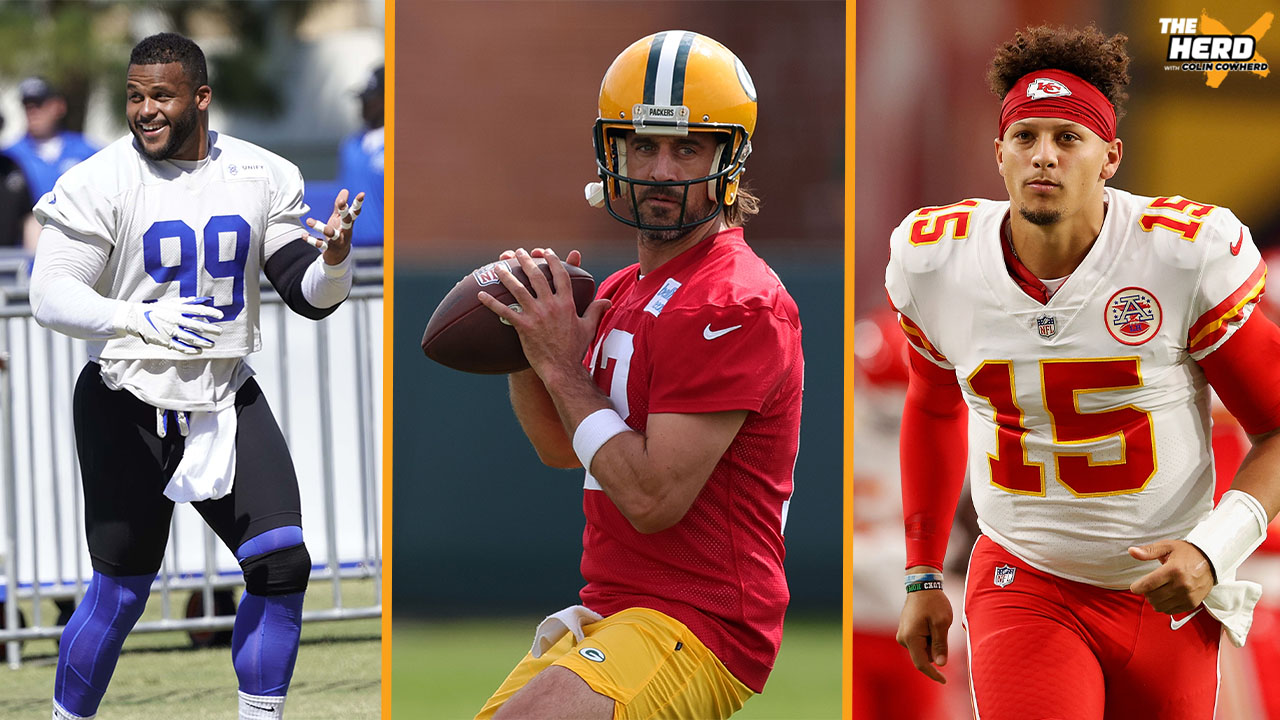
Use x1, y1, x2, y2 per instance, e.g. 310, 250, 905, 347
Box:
143, 214, 250, 321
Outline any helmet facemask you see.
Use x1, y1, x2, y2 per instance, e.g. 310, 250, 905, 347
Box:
593, 121, 751, 236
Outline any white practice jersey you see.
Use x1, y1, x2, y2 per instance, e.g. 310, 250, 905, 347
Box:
33, 131, 308, 408
886, 187, 1265, 588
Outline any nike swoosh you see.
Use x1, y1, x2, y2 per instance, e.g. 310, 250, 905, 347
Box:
246, 705, 276, 713
1170, 606, 1204, 630
1230, 228, 1243, 256
703, 323, 743, 340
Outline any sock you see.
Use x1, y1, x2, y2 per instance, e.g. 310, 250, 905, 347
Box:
53, 571, 154, 718
239, 690, 286, 719
52, 700, 93, 719
232, 590, 305, 697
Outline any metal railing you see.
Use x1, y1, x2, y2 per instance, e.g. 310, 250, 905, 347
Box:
0, 247, 383, 667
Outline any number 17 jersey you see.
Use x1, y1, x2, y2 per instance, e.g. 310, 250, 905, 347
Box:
577, 228, 804, 693
886, 187, 1265, 588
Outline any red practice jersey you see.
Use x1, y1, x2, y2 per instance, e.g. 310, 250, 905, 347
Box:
577, 227, 804, 693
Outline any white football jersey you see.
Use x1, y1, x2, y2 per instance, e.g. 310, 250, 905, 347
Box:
886, 187, 1265, 588
34, 132, 308, 408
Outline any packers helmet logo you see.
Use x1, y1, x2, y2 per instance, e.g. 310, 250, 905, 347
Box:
579, 647, 606, 663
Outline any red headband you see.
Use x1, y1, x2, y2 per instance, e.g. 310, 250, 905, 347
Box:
999, 69, 1116, 142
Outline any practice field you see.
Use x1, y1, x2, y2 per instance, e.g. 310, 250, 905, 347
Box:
392, 615, 841, 719
0, 579, 380, 719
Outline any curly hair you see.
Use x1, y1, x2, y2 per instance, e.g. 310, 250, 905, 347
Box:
987, 24, 1131, 120
130, 33, 208, 88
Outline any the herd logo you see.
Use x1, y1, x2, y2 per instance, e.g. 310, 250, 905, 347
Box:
994, 565, 1017, 588
1025, 77, 1072, 100
1106, 287, 1163, 346
472, 260, 507, 287
1160, 12, 1273, 87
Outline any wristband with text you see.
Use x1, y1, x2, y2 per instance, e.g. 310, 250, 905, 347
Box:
905, 572, 944, 593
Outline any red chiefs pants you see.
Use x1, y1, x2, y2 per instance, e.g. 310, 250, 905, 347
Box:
964, 535, 1220, 720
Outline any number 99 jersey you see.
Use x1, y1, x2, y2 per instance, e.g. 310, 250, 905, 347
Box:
886, 187, 1265, 589
34, 131, 309, 361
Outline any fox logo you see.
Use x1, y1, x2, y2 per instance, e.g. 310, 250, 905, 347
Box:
1026, 78, 1073, 100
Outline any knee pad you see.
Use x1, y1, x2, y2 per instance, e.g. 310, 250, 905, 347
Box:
235, 526, 305, 562
240, 543, 311, 596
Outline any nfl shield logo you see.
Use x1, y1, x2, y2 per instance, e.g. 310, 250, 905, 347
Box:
1036, 315, 1057, 338
472, 261, 506, 287
994, 565, 1016, 587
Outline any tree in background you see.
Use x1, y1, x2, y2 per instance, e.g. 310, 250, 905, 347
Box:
0, 0, 341, 134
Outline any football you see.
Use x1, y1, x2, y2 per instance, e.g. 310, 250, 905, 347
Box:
421, 258, 596, 374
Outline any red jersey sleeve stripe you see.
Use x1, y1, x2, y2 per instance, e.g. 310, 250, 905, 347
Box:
898, 312, 949, 364
1188, 261, 1266, 354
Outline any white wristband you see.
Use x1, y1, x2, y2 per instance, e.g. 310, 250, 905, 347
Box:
572, 408, 630, 472
1185, 489, 1269, 581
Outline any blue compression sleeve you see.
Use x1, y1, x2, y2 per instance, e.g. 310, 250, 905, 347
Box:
54, 572, 155, 717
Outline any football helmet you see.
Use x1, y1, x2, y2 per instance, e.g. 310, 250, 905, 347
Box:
587, 31, 757, 232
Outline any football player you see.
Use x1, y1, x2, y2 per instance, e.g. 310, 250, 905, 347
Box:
887, 24, 1280, 718
474, 31, 804, 720
28, 33, 362, 720
851, 308, 971, 719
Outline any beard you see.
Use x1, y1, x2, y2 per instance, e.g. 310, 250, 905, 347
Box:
634, 185, 714, 244
1019, 205, 1062, 226
133, 103, 200, 162
640, 223, 690, 245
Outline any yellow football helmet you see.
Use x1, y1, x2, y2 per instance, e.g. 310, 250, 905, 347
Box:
587, 31, 757, 232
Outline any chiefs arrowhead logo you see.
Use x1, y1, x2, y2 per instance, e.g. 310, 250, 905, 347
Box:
1026, 78, 1073, 100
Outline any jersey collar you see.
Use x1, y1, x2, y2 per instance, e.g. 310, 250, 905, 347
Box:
1000, 216, 1054, 305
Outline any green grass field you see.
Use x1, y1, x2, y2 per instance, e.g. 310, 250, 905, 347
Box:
0, 578, 380, 719
392, 615, 840, 720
